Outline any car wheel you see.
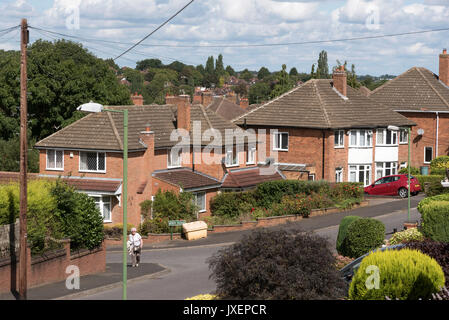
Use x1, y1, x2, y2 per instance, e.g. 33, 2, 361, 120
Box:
398, 187, 408, 198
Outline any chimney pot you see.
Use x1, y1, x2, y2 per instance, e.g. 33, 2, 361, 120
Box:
332, 66, 347, 97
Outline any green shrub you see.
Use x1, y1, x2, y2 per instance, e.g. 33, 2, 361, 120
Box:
152, 189, 197, 221
139, 216, 170, 235
389, 228, 425, 245
103, 223, 134, 238
348, 249, 445, 300
270, 194, 312, 217
399, 166, 420, 175
341, 218, 385, 258
336, 216, 361, 255
139, 200, 152, 219
330, 182, 364, 201
208, 229, 348, 300
210, 190, 257, 218
50, 180, 104, 251
419, 201, 449, 242
430, 156, 449, 175
414, 175, 448, 197
417, 193, 449, 213
0, 180, 62, 254
254, 180, 330, 208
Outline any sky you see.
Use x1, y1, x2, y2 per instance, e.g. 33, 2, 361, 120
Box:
1, 0, 449, 76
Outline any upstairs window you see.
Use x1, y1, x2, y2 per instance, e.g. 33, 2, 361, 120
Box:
225, 146, 239, 167
273, 132, 288, 151
80, 152, 106, 172
168, 147, 182, 168
376, 129, 398, 145
334, 130, 344, 148
399, 129, 408, 144
46, 149, 64, 170
349, 130, 372, 147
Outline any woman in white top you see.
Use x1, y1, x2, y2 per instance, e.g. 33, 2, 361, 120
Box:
128, 227, 143, 267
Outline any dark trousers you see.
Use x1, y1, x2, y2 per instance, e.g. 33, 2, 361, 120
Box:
132, 246, 141, 266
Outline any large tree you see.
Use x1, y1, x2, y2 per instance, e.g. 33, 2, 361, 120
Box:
136, 58, 163, 70
249, 82, 271, 104
257, 67, 270, 80
270, 64, 292, 98
316, 50, 329, 79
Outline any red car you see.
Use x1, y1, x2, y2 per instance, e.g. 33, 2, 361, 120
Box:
364, 174, 421, 198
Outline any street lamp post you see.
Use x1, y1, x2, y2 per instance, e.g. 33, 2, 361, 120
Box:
78, 102, 128, 300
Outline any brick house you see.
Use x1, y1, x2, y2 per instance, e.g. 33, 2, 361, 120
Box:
368, 50, 449, 170
232, 67, 415, 186
34, 95, 283, 226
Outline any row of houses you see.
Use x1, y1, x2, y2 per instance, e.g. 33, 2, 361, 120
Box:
2, 50, 448, 227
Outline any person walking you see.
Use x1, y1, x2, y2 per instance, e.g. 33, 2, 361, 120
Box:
128, 227, 143, 267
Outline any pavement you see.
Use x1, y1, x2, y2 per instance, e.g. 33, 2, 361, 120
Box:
0, 194, 423, 300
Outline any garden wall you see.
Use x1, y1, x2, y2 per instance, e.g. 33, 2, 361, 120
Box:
0, 240, 106, 294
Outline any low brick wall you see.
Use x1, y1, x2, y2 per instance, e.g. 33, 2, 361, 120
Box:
0, 240, 106, 294
105, 201, 369, 246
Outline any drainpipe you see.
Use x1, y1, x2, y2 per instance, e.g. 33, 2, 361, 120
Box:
436, 112, 439, 157
322, 130, 326, 180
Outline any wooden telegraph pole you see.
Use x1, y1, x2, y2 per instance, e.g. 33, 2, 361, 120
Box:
19, 18, 28, 300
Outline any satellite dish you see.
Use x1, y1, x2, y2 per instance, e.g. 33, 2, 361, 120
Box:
417, 129, 424, 136
77, 101, 103, 113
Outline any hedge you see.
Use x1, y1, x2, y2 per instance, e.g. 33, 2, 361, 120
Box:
414, 175, 448, 197
336, 216, 361, 255
349, 249, 445, 300
341, 218, 385, 258
419, 201, 449, 243
430, 156, 449, 175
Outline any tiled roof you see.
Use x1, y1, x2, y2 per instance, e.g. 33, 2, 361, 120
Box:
232, 79, 414, 129
206, 97, 246, 121
35, 104, 242, 151
221, 167, 284, 189
153, 168, 221, 190
0, 172, 121, 193
368, 67, 449, 111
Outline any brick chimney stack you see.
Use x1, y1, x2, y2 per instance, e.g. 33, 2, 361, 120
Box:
439, 49, 449, 86
239, 97, 249, 109
131, 92, 144, 106
201, 92, 213, 107
168, 95, 191, 132
332, 66, 347, 97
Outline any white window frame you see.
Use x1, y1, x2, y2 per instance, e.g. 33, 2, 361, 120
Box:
90, 194, 112, 223
400, 162, 407, 169
273, 132, 289, 151
225, 146, 239, 167
167, 147, 182, 168
193, 192, 206, 214
399, 129, 408, 144
46, 149, 64, 171
79, 151, 106, 173
375, 162, 398, 180
308, 174, 315, 181
335, 168, 343, 183
424, 146, 433, 164
376, 128, 398, 146
348, 164, 372, 186
349, 130, 372, 148
334, 130, 344, 148
246, 146, 256, 165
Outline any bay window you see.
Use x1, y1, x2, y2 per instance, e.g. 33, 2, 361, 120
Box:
349, 165, 371, 186
375, 162, 397, 180
349, 130, 372, 147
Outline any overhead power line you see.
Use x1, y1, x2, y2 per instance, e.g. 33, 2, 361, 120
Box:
28, 25, 449, 49
113, 0, 195, 60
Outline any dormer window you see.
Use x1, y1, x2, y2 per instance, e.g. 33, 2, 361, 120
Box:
80, 152, 106, 173
46, 149, 64, 170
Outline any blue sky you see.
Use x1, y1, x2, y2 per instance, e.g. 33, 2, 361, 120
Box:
1, 0, 449, 76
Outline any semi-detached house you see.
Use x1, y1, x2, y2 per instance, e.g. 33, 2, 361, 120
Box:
33, 95, 283, 226
368, 50, 449, 170
232, 66, 415, 187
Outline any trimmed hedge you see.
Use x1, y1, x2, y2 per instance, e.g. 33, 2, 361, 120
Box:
341, 218, 385, 258
414, 175, 448, 197
349, 249, 445, 300
210, 190, 257, 218
336, 216, 361, 255
430, 156, 449, 175
419, 201, 449, 242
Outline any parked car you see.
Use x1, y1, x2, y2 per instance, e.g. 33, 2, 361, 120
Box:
364, 174, 421, 198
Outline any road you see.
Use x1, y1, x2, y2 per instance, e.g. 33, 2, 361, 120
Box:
79, 195, 423, 300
